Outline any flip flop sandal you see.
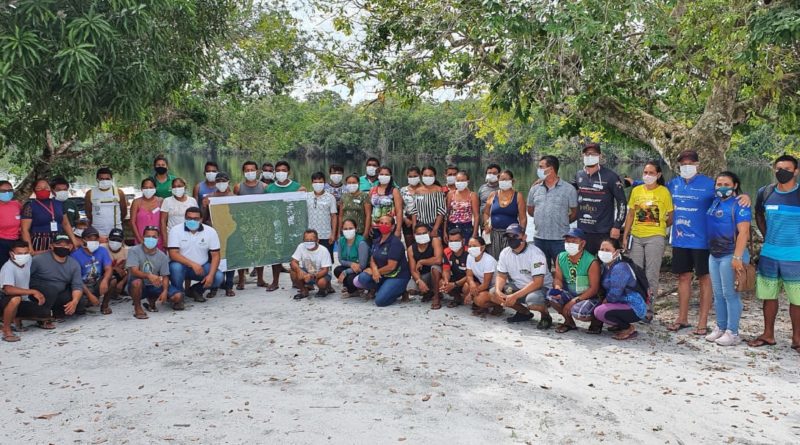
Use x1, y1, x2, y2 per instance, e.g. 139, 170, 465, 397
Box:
3, 333, 20, 342
36, 321, 56, 330
256, 282, 268, 288
667, 322, 691, 332
430, 302, 442, 310
236, 283, 245, 290
447, 300, 460, 308
265, 284, 279, 292
614, 330, 639, 341
134, 312, 149, 320
748, 338, 777, 347
293, 293, 308, 300
101, 307, 112, 315
692, 327, 708, 336
225, 289, 236, 297
555, 323, 577, 334
12, 323, 29, 333
144, 298, 159, 312
172, 301, 186, 311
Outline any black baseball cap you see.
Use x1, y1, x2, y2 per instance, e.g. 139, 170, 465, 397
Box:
677, 150, 699, 162
108, 228, 124, 241
582, 142, 601, 154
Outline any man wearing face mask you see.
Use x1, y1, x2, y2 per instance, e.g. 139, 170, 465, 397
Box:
359, 157, 382, 192
574, 143, 627, 255
127, 226, 184, 315
260, 163, 275, 185
0, 180, 21, 269
325, 164, 345, 203
102, 228, 128, 301
201, 172, 236, 297
51, 176, 78, 228
307, 172, 339, 264
0, 241, 46, 341
84, 167, 127, 241
491, 224, 553, 328
234, 161, 268, 289
445, 165, 459, 194
478, 163, 502, 221
750, 154, 800, 350
29, 234, 85, 326
71, 226, 113, 315
168, 207, 224, 302
289, 229, 333, 299
440, 229, 469, 308
527, 155, 578, 271
265, 161, 306, 193
193, 161, 219, 204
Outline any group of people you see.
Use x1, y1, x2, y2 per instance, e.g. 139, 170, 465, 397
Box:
1, 147, 798, 353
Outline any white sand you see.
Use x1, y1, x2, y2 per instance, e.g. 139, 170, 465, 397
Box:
1, 276, 799, 444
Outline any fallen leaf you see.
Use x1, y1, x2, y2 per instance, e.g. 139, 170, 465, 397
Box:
34, 412, 61, 420
422, 394, 431, 402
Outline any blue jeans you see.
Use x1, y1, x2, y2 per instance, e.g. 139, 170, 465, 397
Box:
534, 238, 565, 271
169, 262, 224, 292
354, 272, 409, 307
708, 252, 748, 334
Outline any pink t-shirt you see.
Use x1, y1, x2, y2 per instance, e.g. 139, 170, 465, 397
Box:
0, 200, 22, 240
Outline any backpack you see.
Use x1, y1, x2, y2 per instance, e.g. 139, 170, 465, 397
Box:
619, 255, 651, 304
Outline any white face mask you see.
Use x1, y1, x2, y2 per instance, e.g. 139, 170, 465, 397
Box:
304, 241, 317, 250
73, 229, 84, 237
12, 253, 31, 266
275, 171, 289, 182
583, 155, 600, 167
448, 241, 462, 252
642, 174, 658, 185
679, 164, 697, 179
485, 173, 498, 184
54, 190, 70, 201
455, 181, 468, 191
422, 176, 436, 186
378, 175, 391, 185
468, 246, 482, 258
498, 180, 513, 190
330, 174, 343, 184
366, 166, 378, 177
262, 171, 274, 180
343, 229, 356, 240
564, 242, 581, 256
346, 183, 359, 193
415, 233, 431, 244
312, 183, 325, 193
407, 177, 420, 186
108, 241, 123, 251
215, 182, 229, 192
244, 171, 258, 181
205, 172, 218, 182
597, 250, 615, 264
172, 187, 186, 198
446, 175, 456, 185
86, 240, 100, 253
98, 179, 113, 190
142, 188, 156, 199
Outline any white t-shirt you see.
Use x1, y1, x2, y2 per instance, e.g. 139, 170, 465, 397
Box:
291, 244, 333, 274
161, 196, 198, 233
168, 224, 221, 265
0, 258, 31, 292
306, 192, 338, 239
496, 243, 552, 289
467, 252, 497, 285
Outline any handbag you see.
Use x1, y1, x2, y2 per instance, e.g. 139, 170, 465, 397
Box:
730, 208, 756, 292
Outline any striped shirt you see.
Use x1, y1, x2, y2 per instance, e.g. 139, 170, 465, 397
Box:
413, 191, 446, 225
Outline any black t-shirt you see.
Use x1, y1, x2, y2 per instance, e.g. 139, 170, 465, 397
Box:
574, 166, 627, 234
444, 248, 468, 282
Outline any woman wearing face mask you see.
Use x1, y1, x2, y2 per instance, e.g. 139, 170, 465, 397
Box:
445, 170, 479, 242
412, 166, 447, 239
400, 166, 423, 245
160, 178, 198, 247
622, 161, 673, 319
20, 179, 78, 254
201, 172, 236, 297
335, 219, 370, 297
482, 170, 526, 260
704, 172, 751, 346
593, 239, 648, 341
407, 225, 444, 309
353, 215, 411, 307
0, 180, 22, 268
364, 166, 403, 240
546, 229, 602, 334
130, 178, 164, 249
339, 175, 369, 239
152, 155, 176, 199
464, 237, 501, 316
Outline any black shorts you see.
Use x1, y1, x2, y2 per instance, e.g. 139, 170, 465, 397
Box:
671, 247, 710, 276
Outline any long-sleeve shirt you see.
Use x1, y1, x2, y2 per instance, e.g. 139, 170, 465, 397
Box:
337, 236, 369, 275
575, 166, 627, 234
601, 260, 647, 319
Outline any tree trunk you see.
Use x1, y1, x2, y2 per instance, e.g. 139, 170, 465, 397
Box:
14, 132, 78, 200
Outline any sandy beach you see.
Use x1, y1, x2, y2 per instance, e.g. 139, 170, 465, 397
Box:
1, 273, 799, 445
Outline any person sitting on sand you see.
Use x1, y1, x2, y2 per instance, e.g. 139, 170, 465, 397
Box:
167, 207, 223, 303
0, 240, 46, 341
490, 223, 553, 328
127, 226, 185, 317
70, 226, 113, 315
353, 214, 411, 307
334, 219, 369, 298
406, 224, 444, 309
29, 234, 84, 326
546, 228, 602, 334
593, 238, 648, 341
464, 236, 500, 316
289, 229, 333, 300
440, 228, 469, 308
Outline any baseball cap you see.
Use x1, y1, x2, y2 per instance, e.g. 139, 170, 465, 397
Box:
53, 233, 72, 244
81, 226, 100, 239
582, 142, 601, 154
563, 228, 586, 239
677, 150, 699, 162
108, 228, 124, 241
215, 172, 230, 182
504, 223, 525, 237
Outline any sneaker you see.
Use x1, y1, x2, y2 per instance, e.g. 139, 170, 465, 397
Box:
506, 312, 534, 323
715, 330, 740, 346
705, 326, 724, 342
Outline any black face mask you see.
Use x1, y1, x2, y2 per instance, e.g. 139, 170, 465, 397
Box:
53, 247, 71, 258
154, 166, 168, 175
507, 237, 523, 250
776, 168, 795, 185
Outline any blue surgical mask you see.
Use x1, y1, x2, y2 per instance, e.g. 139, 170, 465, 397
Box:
715, 186, 734, 199
143, 237, 158, 249
537, 168, 548, 180
185, 220, 201, 231
0, 191, 12, 202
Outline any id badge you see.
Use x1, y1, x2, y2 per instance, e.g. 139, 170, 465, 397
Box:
50, 221, 58, 232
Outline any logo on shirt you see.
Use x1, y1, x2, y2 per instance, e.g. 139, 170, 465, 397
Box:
533, 262, 544, 269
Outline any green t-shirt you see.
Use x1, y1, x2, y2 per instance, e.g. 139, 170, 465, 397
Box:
556, 250, 596, 295
266, 180, 301, 193
152, 174, 177, 199
61, 199, 79, 227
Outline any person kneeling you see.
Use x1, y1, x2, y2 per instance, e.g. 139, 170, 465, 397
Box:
464, 237, 501, 316
70, 226, 113, 315
127, 226, 184, 317
353, 215, 411, 307
440, 229, 470, 308
290, 230, 333, 300
593, 239, 648, 341
0, 241, 47, 341
407, 225, 444, 309
546, 228, 602, 334
334, 220, 369, 298
167, 207, 223, 302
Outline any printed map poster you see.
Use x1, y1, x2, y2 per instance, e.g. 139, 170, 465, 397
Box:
208, 192, 307, 271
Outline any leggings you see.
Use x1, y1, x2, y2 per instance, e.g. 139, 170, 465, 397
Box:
593, 303, 641, 329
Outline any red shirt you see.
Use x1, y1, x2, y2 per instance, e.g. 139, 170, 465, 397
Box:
0, 200, 22, 240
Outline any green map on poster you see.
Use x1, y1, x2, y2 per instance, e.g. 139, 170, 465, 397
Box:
208, 192, 307, 271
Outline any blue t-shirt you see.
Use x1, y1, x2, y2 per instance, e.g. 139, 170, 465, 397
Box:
706, 197, 751, 258
21, 199, 66, 234
758, 184, 800, 261
668, 174, 715, 249
370, 234, 410, 280
70, 246, 112, 284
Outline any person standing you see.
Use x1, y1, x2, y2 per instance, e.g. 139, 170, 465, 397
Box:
260, 162, 275, 185
160, 178, 198, 247
0, 180, 21, 268
478, 163, 501, 222
308, 172, 339, 260
20, 179, 78, 253
234, 161, 268, 289
51, 176, 79, 228
264, 161, 306, 293
193, 161, 219, 204
84, 167, 127, 240
749, 155, 800, 350
445, 165, 459, 194
527, 155, 578, 270
445, 170, 480, 241
358, 157, 381, 192
400, 166, 423, 245
364, 166, 403, 240
339, 175, 369, 239
575, 142, 627, 255
201, 172, 236, 297
324, 164, 345, 203
130, 178, 163, 248
413, 166, 447, 239
152, 155, 177, 199
483, 170, 526, 260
